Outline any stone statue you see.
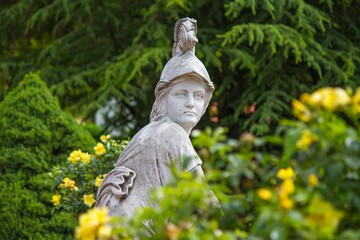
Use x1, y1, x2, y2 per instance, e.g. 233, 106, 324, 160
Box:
96, 17, 216, 217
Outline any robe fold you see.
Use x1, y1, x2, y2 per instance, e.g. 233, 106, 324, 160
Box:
96, 121, 202, 217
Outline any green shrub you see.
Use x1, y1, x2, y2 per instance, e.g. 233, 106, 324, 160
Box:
0, 180, 75, 240
0, 72, 96, 239
0, 72, 95, 178
50, 135, 128, 216
73, 87, 360, 240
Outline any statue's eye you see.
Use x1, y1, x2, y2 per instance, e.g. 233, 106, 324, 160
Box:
194, 93, 204, 99
175, 91, 186, 97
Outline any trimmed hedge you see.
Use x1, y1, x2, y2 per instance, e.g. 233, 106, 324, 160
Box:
0, 72, 96, 238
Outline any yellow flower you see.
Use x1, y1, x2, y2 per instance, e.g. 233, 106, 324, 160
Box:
51, 194, 61, 206
257, 188, 273, 200
314, 87, 351, 111
352, 87, 360, 113
81, 152, 91, 164
296, 129, 318, 150
94, 142, 106, 156
300, 92, 322, 108
63, 177, 78, 191
301, 87, 351, 111
75, 207, 111, 240
276, 167, 295, 180
305, 196, 344, 238
68, 149, 83, 164
97, 225, 112, 239
83, 194, 96, 207
308, 174, 319, 187
292, 100, 312, 122
95, 175, 106, 187
281, 179, 295, 194
279, 196, 293, 210
332, 88, 351, 108
100, 134, 110, 143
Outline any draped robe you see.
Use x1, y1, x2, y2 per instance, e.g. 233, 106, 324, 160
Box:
96, 121, 203, 217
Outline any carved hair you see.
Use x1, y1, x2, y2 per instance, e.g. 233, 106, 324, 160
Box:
150, 74, 213, 122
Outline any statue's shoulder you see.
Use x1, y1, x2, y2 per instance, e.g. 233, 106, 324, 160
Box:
141, 121, 188, 139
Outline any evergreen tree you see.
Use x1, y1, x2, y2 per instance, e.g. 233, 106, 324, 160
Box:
0, 72, 95, 178
0, 0, 359, 136
0, 72, 95, 239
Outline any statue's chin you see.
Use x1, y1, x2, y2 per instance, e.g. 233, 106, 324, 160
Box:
164, 116, 197, 133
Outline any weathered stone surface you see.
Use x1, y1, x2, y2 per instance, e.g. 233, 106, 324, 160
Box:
96, 17, 216, 217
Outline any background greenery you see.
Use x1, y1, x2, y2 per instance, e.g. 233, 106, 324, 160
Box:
1, 0, 359, 136
0, 73, 95, 239
1, 0, 360, 239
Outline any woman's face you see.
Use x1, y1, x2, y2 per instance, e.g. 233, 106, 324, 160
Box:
166, 77, 206, 131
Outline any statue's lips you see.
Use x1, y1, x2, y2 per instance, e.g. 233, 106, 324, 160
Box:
184, 111, 196, 115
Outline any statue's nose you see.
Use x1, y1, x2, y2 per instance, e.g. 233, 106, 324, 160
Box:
186, 95, 194, 108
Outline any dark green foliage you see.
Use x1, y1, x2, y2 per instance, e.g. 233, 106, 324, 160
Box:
0, 181, 75, 240
1, 0, 359, 136
0, 72, 95, 239
0, 72, 95, 177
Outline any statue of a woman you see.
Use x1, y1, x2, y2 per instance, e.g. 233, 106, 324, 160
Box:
96, 17, 216, 217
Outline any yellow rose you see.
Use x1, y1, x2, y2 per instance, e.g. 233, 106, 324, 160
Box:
257, 188, 273, 200
276, 167, 295, 180
308, 174, 319, 187
100, 134, 110, 143
75, 207, 111, 240
296, 129, 318, 150
94, 142, 106, 156
68, 149, 83, 164
63, 177, 78, 191
97, 225, 112, 239
281, 179, 295, 194
51, 194, 61, 206
95, 175, 105, 187
81, 152, 91, 164
279, 196, 293, 210
315, 87, 350, 111
352, 87, 360, 113
83, 194, 96, 207
292, 100, 312, 122
300, 92, 322, 108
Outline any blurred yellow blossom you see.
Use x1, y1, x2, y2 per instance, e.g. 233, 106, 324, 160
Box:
68, 149, 83, 164
296, 129, 318, 150
51, 194, 61, 206
257, 188, 273, 200
279, 196, 293, 210
300, 87, 351, 111
305, 196, 344, 238
308, 174, 319, 187
97, 225, 112, 239
292, 100, 312, 122
300, 92, 322, 108
83, 194, 96, 207
100, 134, 110, 143
63, 177, 78, 191
323, 87, 351, 110
276, 167, 295, 180
352, 87, 360, 113
281, 179, 295, 194
95, 175, 106, 187
94, 142, 106, 156
81, 152, 91, 164
75, 207, 111, 240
